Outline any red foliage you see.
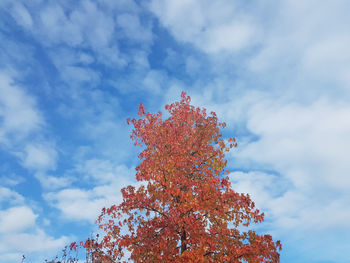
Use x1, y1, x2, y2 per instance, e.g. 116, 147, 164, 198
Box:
80, 92, 281, 262
69, 242, 77, 251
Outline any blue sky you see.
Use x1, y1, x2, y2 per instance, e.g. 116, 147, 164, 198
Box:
0, 0, 350, 262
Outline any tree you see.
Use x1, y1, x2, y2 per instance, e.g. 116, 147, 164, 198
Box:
77, 92, 281, 262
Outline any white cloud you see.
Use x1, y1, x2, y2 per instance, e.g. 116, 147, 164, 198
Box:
0, 72, 43, 146
45, 188, 114, 222
202, 21, 256, 53
0, 174, 24, 187
0, 253, 23, 263
74, 159, 132, 183
302, 35, 350, 87
0, 203, 69, 262
0, 228, 69, 263
97, 0, 139, 12
142, 70, 167, 94
47, 48, 101, 86
0, 72, 61, 190
38, 1, 115, 49
70, 0, 115, 49
78, 117, 134, 161
0, 206, 37, 233
185, 56, 201, 76
39, 4, 83, 46
11, 3, 33, 29
5, 0, 153, 88
3, 228, 68, 252
45, 186, 122, 222
230, 171, 350, 233
227, 98, 350, 233
247, 0, 350, 98
49, 48, 95, 67
95, 45, 127, 68
117, 13, 153, 43
240, 99, 350, 191
61, 65, 100, 84
152, 0, 350, 100
78, 52, 95, 64
0, 187, 25, 206
45, 161, 136, 222
22, 143, 57, 171
34, 173, 71, 190
150, 0, 258, 53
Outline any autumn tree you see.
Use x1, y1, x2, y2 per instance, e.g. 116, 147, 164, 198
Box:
78, 92, 281, 262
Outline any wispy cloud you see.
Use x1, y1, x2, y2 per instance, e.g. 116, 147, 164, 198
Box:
45, 161, 136, 222
0, 187, 69, 262
0, 187, 25, 206
0, 72, 43, 146
150, 0, 258, 53
0, 71, 58, 177
10, 2, 33, 29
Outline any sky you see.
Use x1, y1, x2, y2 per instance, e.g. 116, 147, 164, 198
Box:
0, 0, 349, 262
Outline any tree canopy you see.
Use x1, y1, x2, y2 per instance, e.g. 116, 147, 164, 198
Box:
75, 92, 281, 262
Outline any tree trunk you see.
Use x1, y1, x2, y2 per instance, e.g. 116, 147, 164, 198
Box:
181, 229, 187, 254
